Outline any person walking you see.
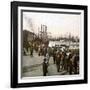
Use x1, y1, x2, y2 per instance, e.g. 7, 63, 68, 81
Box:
46, 53, 50, 65
42, 58, 48, 76
30, 45, 33, 56
53, 51, 56, 64
73, 55, 79, 74
68, 53, 73, 74
56, 52, 61, 72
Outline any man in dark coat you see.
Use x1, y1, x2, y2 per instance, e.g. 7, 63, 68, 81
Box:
56, 52, 61, 72
61, 52, 66, 70
68, 53, 73, 74
53, 51, 56, 64
30, 45, 33, 56
73, 55, 79, 74
42, 58, 48, 76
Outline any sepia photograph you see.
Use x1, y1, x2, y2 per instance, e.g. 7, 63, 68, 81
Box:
22, 10, 80, 77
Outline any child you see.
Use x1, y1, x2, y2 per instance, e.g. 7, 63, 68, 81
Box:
42, 58, 48, 76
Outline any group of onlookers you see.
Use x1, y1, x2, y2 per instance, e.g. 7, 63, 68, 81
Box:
23, 43, 79, 76
42, 46, 79, 76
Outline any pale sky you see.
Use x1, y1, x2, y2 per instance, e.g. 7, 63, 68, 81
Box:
23, 12, 81, 38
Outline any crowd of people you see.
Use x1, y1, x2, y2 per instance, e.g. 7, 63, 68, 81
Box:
41, 46, 79, 76
23, 43, 79, 76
